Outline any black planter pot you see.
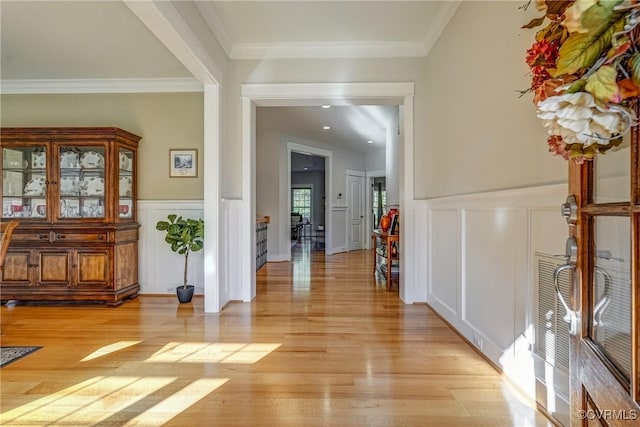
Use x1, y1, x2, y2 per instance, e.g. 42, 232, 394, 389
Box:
176, 285, 195, 303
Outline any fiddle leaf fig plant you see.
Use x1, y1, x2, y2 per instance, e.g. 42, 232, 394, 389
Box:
156, 214, 204, 289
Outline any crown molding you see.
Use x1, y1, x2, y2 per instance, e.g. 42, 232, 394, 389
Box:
423, 1, 461, 56
0, 78, 203, 94
194, 1, 233, 58
124, 0, 222, 85
230, 41, 427, 60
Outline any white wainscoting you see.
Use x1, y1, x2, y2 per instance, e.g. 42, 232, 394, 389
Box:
423, 184, 568, 408
138, 200, 205, 295
223, 199, 244, 301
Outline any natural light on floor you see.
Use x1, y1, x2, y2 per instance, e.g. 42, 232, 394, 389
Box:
145, 342, 281, 364
0, 341, 280, 425
80, 341, 141, 362
0, 376, 227, 426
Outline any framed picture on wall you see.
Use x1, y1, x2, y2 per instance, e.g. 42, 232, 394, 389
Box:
169, 149, 197, 177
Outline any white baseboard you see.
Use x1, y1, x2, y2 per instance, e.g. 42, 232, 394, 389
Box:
268, 253, 289, 262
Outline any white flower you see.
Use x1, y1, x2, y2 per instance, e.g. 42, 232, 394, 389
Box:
536, 92, 634, 146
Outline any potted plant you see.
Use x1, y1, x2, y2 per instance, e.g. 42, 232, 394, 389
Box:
155, 214, 204, 303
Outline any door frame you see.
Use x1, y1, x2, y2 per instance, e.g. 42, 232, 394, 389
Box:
240, 82, 416, 304
365, 170, 385, 249
346, 169, 366, 251
287, 141, 332, 261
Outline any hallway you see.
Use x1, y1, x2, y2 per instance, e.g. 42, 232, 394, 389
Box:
0, 245, 553, 426
253, 242, 553, 426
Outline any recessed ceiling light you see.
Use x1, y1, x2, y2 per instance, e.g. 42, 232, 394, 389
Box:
367, 140, 373, 144
321, 105, 331, 109
322, 126, 331, 130
304, 167, 309, 170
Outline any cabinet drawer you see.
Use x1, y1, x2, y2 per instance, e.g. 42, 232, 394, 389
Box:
53, 232, 108, 242
12, 232, 52, 242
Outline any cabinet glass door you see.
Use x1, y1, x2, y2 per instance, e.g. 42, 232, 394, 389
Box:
2, 146, 48, 220
58, 146, 105, 219
117, 148, 134, 220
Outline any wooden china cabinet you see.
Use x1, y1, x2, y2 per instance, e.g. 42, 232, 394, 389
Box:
0, 127, 140, 306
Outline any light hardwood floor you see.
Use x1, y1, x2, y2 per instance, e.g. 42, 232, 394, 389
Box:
1, 242, 554, 426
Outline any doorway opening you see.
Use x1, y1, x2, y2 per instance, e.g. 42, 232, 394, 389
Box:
241, 82, 416, 305
286, 143, 332, 262
290, 152, 326, 253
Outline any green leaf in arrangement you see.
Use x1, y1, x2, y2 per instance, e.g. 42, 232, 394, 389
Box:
566, 79, 587, 93
580, 0, 622, 32
585, 65, 619, 102
554, 7, 625, 77
630, 53, 640, 86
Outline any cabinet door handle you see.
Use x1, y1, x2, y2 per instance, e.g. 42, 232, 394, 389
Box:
56, 234, 66, 239
39, 234, 49, 240
71, 264, 77, 268
27, 263, 39, 268
97, 235, 104, 240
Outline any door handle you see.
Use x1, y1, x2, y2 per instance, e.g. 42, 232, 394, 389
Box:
554, 237, 580, 336
554, 264, 579, 335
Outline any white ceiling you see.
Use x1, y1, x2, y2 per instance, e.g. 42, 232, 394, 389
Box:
258, 105, 397, 154
0, 1, 191, 80
206, 1, 458, 58
0, 1, 458, 153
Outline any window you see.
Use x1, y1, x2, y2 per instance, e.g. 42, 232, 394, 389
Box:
292, 187, 312, 223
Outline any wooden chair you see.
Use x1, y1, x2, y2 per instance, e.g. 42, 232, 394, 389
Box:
0, 220, 19, 271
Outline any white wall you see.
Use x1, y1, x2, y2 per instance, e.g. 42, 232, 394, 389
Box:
255, 129, 285, 258
365, 149, 385, 172
385, 108, 400, 206
421, 2, 565, 198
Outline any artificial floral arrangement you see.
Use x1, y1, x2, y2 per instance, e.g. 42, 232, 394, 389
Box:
523, 0, 640, 163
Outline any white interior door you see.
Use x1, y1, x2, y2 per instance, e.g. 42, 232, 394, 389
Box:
347, 172, 365, 251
